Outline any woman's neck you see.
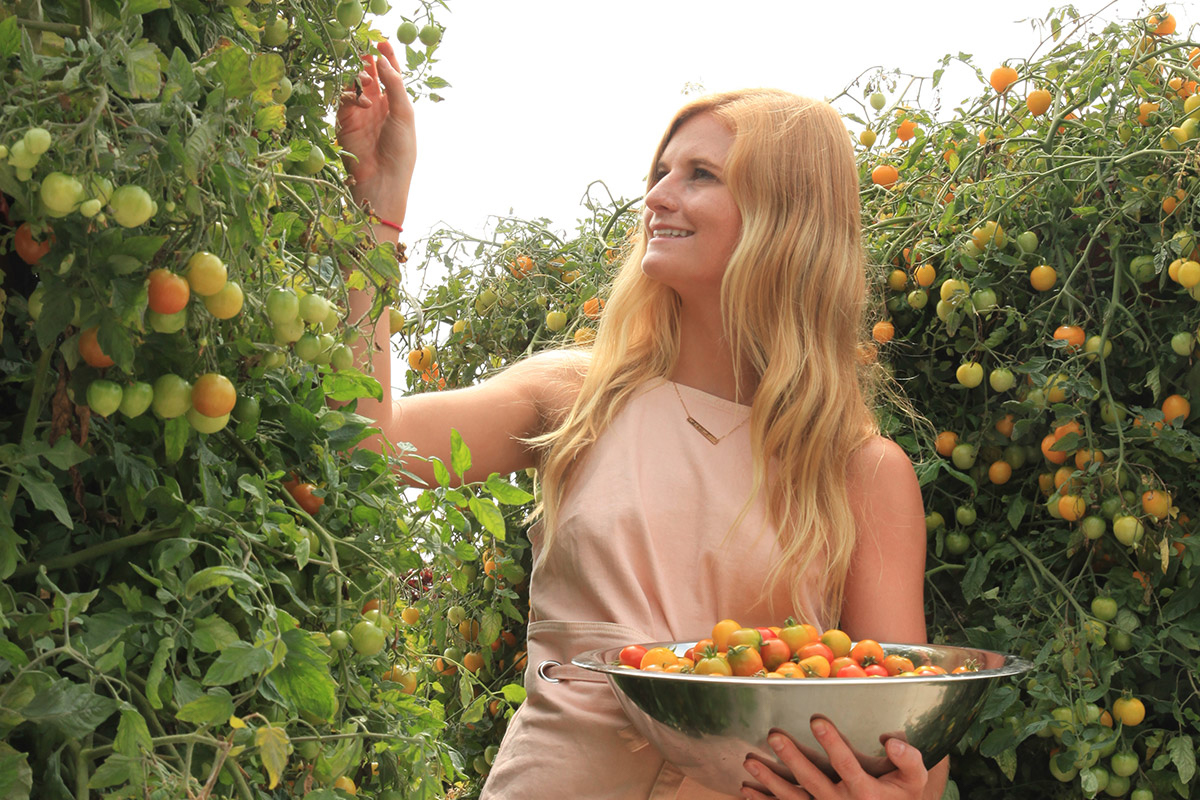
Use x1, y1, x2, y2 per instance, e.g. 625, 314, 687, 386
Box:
669, 304, 757, 404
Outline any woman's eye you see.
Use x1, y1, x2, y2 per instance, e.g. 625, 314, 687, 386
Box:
693, 167, 715, 180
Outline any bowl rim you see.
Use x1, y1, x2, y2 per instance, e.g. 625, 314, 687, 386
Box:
572, 639, 1035, 685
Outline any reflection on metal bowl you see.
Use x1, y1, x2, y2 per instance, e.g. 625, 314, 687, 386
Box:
573, 640, 1032, 796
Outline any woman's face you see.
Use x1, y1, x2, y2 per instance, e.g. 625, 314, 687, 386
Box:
640, 112, 741, 297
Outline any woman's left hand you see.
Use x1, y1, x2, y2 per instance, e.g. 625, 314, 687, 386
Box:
741, 718, 928, 800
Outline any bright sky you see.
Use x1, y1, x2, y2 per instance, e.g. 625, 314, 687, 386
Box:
372, 0, 1158, 380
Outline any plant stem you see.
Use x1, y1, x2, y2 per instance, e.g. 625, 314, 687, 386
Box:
16, 17, 82, 36
2, 348, 54, 516
12, 527, 174, 578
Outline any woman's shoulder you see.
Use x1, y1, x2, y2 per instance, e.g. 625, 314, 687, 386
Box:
510, 348, 590, 429
846, 434, 917, 486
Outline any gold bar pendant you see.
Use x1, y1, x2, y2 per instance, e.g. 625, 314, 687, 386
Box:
686, 416, 720, 445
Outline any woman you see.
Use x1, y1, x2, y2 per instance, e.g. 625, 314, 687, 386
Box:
339, 41, 949, 800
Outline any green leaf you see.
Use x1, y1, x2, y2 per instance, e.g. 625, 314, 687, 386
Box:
1006, 496, 1029, 530
164, 416, 190, 463
193, 615, 241, 653
87, 754, 136, 790
256, 725, 290, 789
176, 690, 234, 726
321, 369, 382, 402
0, 743, 33, 800
0, 17, 19, 60
114, 710, 153, 757
202, 642, 273, 686
211, 42, 254, 99
450, 429, 472, 478
18, 474, 73, 528
500, 683, 526, 704
432, 459, 450, 488
994, 748, 1017, 782
145, 637, 175, 710
468, 496, 506, 539
185, 566, 257, 598
267, 628, 337, 723
486, 473, 534, 505
40, 438, 91, 470
1168, 735, 1195, 784
21, 680, 118, 739
979, 726, 1014, 757
128, 0, 170, 13
253, 104, 287, 133
78, 610, 134, 655
480, 607, 502, 647
125, 41, 163, 100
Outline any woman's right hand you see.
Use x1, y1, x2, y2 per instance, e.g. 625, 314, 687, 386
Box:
336, 39, 416, 229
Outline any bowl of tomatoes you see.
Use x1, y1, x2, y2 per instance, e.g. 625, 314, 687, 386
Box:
572, 621, 1032, 796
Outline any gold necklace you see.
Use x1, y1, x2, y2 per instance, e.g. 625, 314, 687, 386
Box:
671, 382, 749, 445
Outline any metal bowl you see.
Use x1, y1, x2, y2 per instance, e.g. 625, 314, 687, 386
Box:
573, 640, 1032, 796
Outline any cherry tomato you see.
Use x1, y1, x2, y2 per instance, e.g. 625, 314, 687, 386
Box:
849, 638, 885, 667
147, 269, 190, 314
287, 481, 325, 515
796, 641, 835, 663
711, 619, 740, 651
760, 639, 792, 671
639, 646, 679, 670
837, 663, 869, 678
726, 645, 764, 677
728, 627, 763, 651
820, 628, 852, 658
14, 222, 52, 265
797, 655, 831, 678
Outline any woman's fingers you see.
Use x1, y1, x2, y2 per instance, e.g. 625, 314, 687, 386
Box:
742, 755, 809, 800
879, 738, 928, 795
764, 729, 838, 798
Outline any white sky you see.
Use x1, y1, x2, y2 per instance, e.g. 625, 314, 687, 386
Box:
374, 0, 1169, 381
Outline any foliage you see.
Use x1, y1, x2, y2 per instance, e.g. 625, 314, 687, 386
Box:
0, 1, 540, 798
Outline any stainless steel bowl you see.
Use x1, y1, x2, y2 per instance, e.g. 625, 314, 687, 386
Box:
573, 640, 1032, 796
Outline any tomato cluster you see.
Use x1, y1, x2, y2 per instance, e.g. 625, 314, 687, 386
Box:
617, 618, 979, 679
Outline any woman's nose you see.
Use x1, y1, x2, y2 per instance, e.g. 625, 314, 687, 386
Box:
644, 174, 678, 213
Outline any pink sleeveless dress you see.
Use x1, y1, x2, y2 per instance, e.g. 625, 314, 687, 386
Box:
481, 378, 828, 799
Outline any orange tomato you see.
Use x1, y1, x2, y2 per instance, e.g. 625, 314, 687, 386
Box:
797, 654, 831, 678
871, 164, 899, 189
711, 619, 741, 652
147, 269, 190, 315
78, 326, 115, 368
1162, 394, 1190, 425
872, 320, 895, 344
819, 629, 852, 658
935, 431, 959, 457
15, 222, 53, 265
639, 646, 680, 670
989, 65, 1019, 93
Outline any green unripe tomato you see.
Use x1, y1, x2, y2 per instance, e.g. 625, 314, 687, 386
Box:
951, 443, 977, 470
1081, 515, 1106, 540
263, 17, 289, 46
87, 380, 124, 417
266, 288, 300, 323
869, 92, 886, 111
350, 620, 386, 656
149, 308, 188, 334
369, 0, 390, 13
945, 531, 970, 555
1112, 515, 1144, 546
545, 310, 568, 332
41, 172, 84, 217
397, 21, 419, 44
1171, 331, 1194, 356
119, 382, 155, 418
989, 368, 1016, 392
1016, 230, 1039, 254
418, 24, 441, 46
299, 293, 329, 324
329, 629, 350, 650
152, 374, 193, 419
24, 127, 52, 155
906, 289, 928, 309
955, 505, 977, 526
330, 344, 354, 371
79, 198, 102, 218
108, 184, 157, 228
335, 0, 364, 29
925, 511, 945, 532
187, 407, 230, 434
1091, 596, 1118, 621
971, 287, 998, 312
294, 333, 322, 362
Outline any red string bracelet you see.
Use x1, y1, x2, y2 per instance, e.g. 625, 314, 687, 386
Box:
377, 219, 403, 233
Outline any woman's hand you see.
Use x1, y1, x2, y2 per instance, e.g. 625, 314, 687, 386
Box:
335, 39, 416, 227
741, 719, 929, 800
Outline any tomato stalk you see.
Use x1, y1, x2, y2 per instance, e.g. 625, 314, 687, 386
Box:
14, 16, 82, 37
1008, 537, 1090, 622
2, 347, 54, 525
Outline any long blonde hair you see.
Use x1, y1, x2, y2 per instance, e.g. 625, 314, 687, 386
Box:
524, 89, 879, 627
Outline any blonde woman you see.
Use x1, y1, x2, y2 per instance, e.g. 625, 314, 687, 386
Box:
339, 41, 948, 800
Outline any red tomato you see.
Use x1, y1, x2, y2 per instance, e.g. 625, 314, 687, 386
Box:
760, 639, 791, 671
727, 628, 763, 651
796, 641, 835, 663
287, 481, 324, 515
619, 645, 647, 669
849, 639, 885, 667
756, 627, 778, 640
864, 663, 889, 677
831, 656, 856, 674
883, 654, 915, 676
727, 645, 764, 676
836, 663, 869, 678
